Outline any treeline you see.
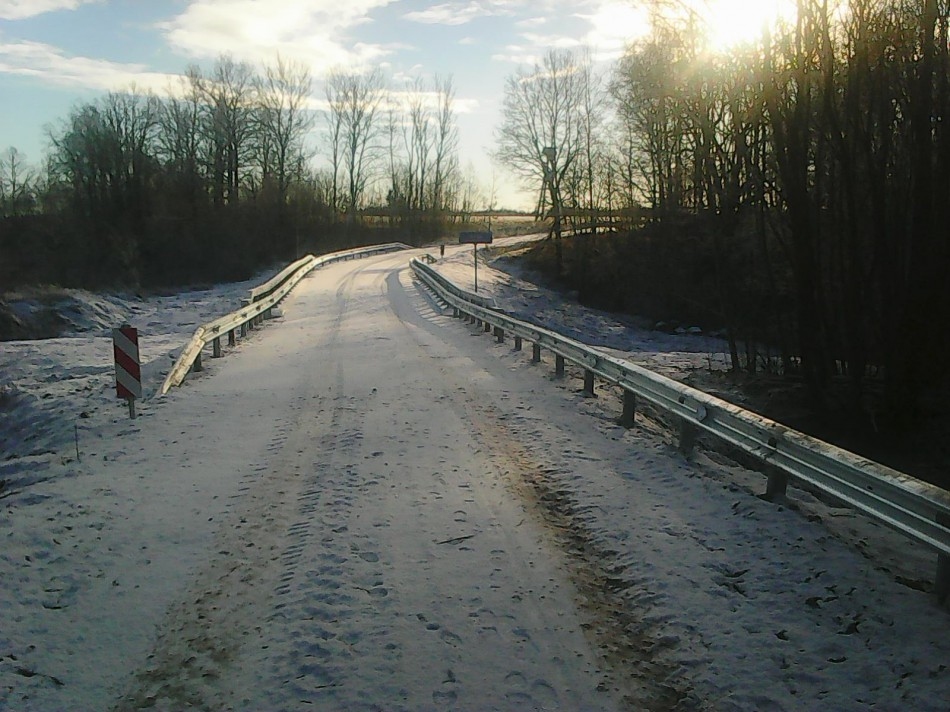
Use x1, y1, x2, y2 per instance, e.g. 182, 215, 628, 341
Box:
0, 55, 477, 290
497, 0, 950, 427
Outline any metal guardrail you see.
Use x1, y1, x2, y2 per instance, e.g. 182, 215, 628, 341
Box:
248, 254, 316, 303
414, 257, 497, 309
159, 243, 409, 395
247, 243, 410, 304
410, 258, 950, 599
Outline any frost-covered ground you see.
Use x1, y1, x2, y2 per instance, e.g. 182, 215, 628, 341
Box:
438, 240, 735, 381
0, 278, 261, 464
1, 237, 948, 711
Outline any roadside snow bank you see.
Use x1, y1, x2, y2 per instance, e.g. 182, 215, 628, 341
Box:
0, 279, 259, 473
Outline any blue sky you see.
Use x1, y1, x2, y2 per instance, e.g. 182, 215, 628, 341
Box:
0, 1, 787, 208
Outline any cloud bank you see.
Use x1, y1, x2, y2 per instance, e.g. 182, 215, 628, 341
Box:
159, 0, 396, 73
0, 0, 100, 21
0, 39, 179, 93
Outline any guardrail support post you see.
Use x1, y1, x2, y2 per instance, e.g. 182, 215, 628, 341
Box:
936, 512, 950, 603
192, 351, 203, 373
621, 390, 637, 428
241, 321, 248, 337
484, 321, 492, 333
212, 337, 222, 358
228, 329, 236, 346
495, 327, 504, 343
453, 307, 460, 318
555, 354, 565, 377
514, 336, 522, 351
764, 467, 789, 502
264, 306, 273, 319
679, 419, 697, 457
532, 343, 541, 363
583, 369, 595, 397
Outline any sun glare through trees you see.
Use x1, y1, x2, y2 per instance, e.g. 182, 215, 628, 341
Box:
701, 0, 797, 50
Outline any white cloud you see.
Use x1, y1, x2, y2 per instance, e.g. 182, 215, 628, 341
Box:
403, 2, 486, 26
403, 0, 536, 26
515, 16, 547, 28
491, 48, 539, 65
493, 1, 650, 65
492, 33, 579, 66
577, 1, 650, 60
0, 39, 181, 93
386, 84, 479, 114
159, 0, 396, 74
0, 0, 99, 20
520, 33, 581, 50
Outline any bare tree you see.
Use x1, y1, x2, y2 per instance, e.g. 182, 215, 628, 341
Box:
324, 77, 345, 215
384, 104, 404, 218
611, 35, 690, 218
404, 76, 432, 211
0, 147, 36, 216
256, 55, 314, 205
431, 74, 458, 212
496, 49, 587, 272
47, 89, 160, 281
157, 69, 205, 211
194, 56, 257, 205
325, 67, 386, 217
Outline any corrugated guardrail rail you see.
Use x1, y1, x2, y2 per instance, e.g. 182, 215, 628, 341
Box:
410, 257, 950, 600
160, 243, 409, 395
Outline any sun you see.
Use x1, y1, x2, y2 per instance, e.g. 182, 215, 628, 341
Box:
701, 0, 796, 50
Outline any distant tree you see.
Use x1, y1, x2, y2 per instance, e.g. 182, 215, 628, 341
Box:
456, 161, 483, 220
611, 35, 689, 218
324, 77, 345, 214
255, 55, 314, 206
431, 74, 459, 212
193, 56, 257, 206
496, 49, 587, 273
47, 90, 160, 283
0, 147, 36, 216
157, 69, 206, 213
404, 76, 432, 211
324, 68, 386, 217
384, 104, 405, 219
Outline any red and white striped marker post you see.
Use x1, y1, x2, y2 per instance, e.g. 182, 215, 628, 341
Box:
113, 325, 142, 419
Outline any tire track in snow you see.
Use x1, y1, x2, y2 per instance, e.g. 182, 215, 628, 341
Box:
224, 257, 618, 710
112, 264, 358, 711
393, 266, 686, 710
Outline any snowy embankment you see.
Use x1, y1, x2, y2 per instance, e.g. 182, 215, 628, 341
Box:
0, 279, 259, 492
0, 238, 948, 711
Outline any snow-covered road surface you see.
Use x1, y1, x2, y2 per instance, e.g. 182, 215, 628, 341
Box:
112, 252, 622, 710
2, 243, 949, 711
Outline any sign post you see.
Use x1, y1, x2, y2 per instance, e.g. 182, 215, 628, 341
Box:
459, 231, 493, 293
113, 325, 142, 419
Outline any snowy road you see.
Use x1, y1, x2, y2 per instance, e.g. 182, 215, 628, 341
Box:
3, 245, 949, 711
110, 251, 624, 710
